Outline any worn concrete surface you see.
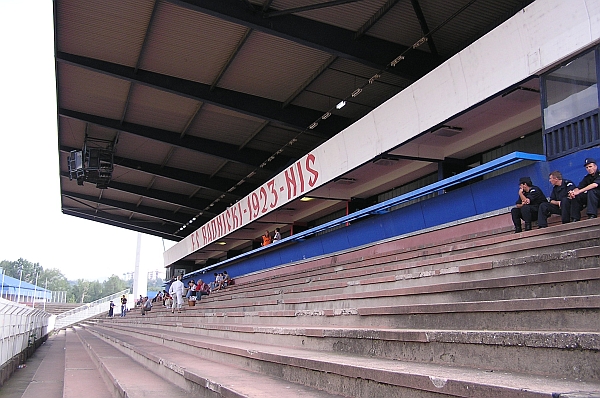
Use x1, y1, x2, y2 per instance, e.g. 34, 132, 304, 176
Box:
0, 332, 65, 398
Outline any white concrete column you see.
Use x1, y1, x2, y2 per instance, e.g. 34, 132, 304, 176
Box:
132, 233, 147, 306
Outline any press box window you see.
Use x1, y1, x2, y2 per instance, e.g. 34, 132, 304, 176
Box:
543, 50, 598, 129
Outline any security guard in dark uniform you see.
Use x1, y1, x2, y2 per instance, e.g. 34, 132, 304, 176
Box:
538, 170, 574, 228
511, 176, 547, 233
568, 157, 600, 221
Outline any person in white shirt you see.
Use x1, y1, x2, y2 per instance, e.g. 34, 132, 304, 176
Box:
169, 275, 185, 313
214, 273, 224, 291
141, 297, 152, 315
273, 228, 281, 241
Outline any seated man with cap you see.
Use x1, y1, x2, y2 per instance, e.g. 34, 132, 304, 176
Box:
511, 176, 547, 233
568, 157, 600, 220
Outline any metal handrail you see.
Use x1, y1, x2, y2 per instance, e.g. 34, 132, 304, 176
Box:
53, 289, 129, 330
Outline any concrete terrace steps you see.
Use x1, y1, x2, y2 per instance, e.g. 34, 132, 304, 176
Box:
182, 269, 600, 321
19, 330, 66, 398
61, 215, 600, 397
202, 220, 600, 307
230, 217, 598, 287
76, 324, 349, 398
105, 246, 600, 332
43, 303, 84, 315
174, 246, 600, 316
71, 326, 191, 398
83, 322, 600, 398
222, 243, 599, 301
93, 319, 600, 382
63, 327, 112, 398
96, 320, 600, 353
104, 294, 600, 331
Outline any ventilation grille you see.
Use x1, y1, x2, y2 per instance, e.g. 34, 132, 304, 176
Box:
335, 177, 356, 185
431, 126, 462, 137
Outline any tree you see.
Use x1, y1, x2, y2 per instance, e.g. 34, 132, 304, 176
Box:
70, 279, 90, 303
68, 278, 127, 303
2, 258, 130, 303
86, 281, 104, 302
0, 258, 43, 283
38, 268, 70, 292
103, 275, 128, 295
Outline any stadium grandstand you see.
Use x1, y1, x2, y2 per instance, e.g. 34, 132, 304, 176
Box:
2, 0, 599, 396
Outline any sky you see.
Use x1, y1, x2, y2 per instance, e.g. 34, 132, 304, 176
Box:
0, 1, 174, 282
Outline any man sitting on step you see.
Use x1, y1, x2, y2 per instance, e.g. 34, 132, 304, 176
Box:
537, 170, 574, 228
195, 279, 210, 300
511, 176, 547, 233
568, 157, 600, 221
141, 297, 152, 315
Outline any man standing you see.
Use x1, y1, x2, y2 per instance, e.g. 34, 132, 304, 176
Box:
169, 275, 185, 313
568, 158, 600, 220
511, 177, 547, 233
120, 295, 127, 317
108, 300, 115, 318
538, 171, 575, 228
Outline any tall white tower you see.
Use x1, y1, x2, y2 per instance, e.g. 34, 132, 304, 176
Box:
132, 233, 147, 301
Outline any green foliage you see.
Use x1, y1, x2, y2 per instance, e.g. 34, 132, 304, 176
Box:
0, 258, 43, 283
1, 259, 71, 295
103, 275, 128, 295
39, 268, 70, 292
2, 258, 130, 304
68, 279, 106, 303
68, 279, 89, 303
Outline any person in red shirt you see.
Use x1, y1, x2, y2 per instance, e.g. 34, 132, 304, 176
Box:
195, 279, 210, 300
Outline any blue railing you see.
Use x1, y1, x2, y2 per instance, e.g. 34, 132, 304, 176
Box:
184, 151, 545, 280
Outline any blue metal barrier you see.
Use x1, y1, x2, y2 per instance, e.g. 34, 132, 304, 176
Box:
184, 151, 545, 281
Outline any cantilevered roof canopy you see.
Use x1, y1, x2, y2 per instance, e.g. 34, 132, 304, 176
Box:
54, 0, 535, 266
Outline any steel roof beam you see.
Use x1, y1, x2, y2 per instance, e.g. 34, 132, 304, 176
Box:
410, 0, 438, 56
60, 171, 227, 215
56, 52, 351, 139
167, 0, 442, 80
210, 28, 252, 91
265, 0, 363, 17
354, 0, 400, 40
62, 191, 205, 226
113, 157, 256, 198
120, 1, 161, 124
62, 208, 183, 241
59, 108, 291, 172
59, 145, 257, 198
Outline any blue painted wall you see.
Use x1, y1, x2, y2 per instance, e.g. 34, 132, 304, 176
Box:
186, 148, 600, 284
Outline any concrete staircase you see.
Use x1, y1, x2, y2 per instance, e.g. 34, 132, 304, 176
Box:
42, 303, 82, 315
7, 215, 600, 397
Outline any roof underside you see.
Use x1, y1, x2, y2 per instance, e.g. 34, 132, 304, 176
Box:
55, 0, 537, 265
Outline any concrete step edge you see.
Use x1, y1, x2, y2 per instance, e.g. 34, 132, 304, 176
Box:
204, 238, 600, 304
86, 324, 600, 398
63, 327, 113, 398
72, 327, 190, 398
97, 321, 600, 350
172, 267, 600, 311
79, 325, 352, 398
